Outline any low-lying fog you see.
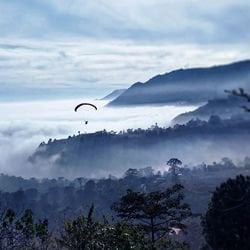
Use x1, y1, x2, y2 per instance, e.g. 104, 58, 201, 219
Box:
0, 99, 197, 178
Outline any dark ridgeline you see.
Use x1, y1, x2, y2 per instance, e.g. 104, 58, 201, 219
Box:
108, 60, 250, 106
173, 94, 248, 124
28, 115, 250, 177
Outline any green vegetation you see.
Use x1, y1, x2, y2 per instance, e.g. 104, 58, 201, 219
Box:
0, 208, 49, 249
202, 175, 250, 250
0, 173, 250, 249
112, 184, 191, 249
1, 146, 250, 249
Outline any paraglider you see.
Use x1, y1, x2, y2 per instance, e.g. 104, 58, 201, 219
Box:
74, 103, 97, 125
74, 103, 97, 112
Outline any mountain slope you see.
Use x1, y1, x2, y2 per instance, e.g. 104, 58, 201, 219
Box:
29, 117, 250, 177
108, 60, 250, 106
173, 95, 247, 124
100, 89, 126, 100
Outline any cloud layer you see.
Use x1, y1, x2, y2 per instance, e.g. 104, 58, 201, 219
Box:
0, 99, 196, 177
1, 0, 250, 44
0, 1, 250, 98
0, 1, 249, 178
0, 38, 249, 100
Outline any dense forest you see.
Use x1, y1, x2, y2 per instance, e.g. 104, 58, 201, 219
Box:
28, 115, 250, 178
1, 157, 250, 249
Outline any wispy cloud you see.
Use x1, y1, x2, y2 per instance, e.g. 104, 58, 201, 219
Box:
0, 99, 196, 177
0, 38, 249, 100
0, 0, 249, 99
1, 0, 250, 43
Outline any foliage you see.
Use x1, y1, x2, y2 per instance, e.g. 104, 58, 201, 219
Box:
57, 204, 102, 249
29, 115, 250, 175
167, 158, 182, 183
225, 88, 250, 112
57, 204, 146, 249
1, 161, 250, 248
112, 184, 192, 249
0, 208, 49, 249
202, 175, 250, 250
100, 221, 147, 250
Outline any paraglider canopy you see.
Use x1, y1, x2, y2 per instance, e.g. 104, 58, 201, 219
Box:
74, 103, 97, 126
74, 103, 97, 112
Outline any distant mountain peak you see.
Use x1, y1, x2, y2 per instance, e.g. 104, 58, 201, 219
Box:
108, 60, 250, 106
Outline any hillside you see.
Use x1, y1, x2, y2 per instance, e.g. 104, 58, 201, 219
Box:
29, 116, 250, 178
108, 60, 250, 106
173, 95, 247, 124
100, 89, 126, 100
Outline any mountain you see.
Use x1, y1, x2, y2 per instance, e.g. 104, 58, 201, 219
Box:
108, 60, 250, 106
173, 95, 247, 124
100, 89, 126, 100
29, 116, 250, 178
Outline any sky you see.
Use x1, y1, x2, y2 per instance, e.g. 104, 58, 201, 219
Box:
0, 0, 249, 177
0, 0, 250, 100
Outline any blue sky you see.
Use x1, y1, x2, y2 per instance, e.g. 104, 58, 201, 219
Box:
0, 0, 250, 100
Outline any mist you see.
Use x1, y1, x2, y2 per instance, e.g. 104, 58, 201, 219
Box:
28, 114, 250, 178
0, 99, 196, 178
31, 132, 250, 179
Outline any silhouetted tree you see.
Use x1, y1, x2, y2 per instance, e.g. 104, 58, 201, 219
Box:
167, 158, 182, 183
225, 88, 250, 112
202, 175, 250, 250
125, 168, 140, 178
112, 184, 191, 249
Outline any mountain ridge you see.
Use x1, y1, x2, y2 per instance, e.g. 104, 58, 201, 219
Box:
172, 95, 247, 124
100, 89, 126, 100
108, 60, 250, 106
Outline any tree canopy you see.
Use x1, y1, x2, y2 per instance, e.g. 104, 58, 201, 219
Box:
112, 184, 191, 249
202, 175, 250, 250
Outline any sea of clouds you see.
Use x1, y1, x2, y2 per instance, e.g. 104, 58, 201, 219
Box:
0, 99, 196, 177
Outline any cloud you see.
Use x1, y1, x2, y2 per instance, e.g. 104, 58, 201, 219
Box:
1, 0, 250, 44
0, 1, 249, 178
0, 38, 250, 101
0, 1, 249, 98
0, 99, 196, 177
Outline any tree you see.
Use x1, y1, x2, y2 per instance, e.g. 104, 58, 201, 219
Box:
112, 184, 191, 249
100, 221, 147, 250
57, 204, 101, 249
0, 208, 49, 249
125, 168, 140, 178
202, 175, 250, 250
57, 205, 146, 249
167, 158, 182, 183
225, 88, 250, 112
